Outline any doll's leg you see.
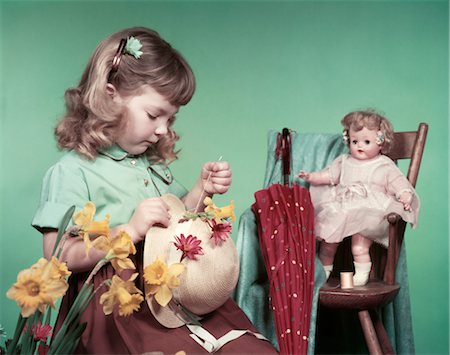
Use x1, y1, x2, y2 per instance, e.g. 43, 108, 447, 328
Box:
318, 240, 339, 279
351, 234, 373, 286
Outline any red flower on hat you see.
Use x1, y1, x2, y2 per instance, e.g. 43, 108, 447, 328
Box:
209, 220, 232, 245
173, 234, 204, 261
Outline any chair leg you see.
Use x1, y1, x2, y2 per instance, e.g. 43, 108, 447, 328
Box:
358, 310, 383, 355
370, 309, 395, 355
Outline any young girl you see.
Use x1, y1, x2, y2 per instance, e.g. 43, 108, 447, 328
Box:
32, 27, 276, 354
299, 110, 420, 286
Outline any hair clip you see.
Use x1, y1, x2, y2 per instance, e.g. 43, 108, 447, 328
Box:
342, 130, 349, 144
124, 36, 143, 59
111, 39, 127, 73
375, 130, 385, 145
110, 37, 143, 77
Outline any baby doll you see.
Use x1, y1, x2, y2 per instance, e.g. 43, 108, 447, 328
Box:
299, 110, 420, 286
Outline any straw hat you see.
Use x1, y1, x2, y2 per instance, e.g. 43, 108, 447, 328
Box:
143, 194, 239, 328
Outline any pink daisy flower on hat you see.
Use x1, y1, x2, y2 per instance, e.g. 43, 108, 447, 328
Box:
209, 220, 232, 245
173, 234, 204, 261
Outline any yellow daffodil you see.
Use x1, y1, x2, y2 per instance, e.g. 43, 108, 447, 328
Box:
203, 197, 236, 222
73, 202, 96, 226
118, 293, 144, 316
73, 202, 110, 254
7, 259, 68, 317
91, 231, 136, 273
31, 257, 71, 280
143, 257, 185, 307
99, 273, 144, 316
50, 257, 72, 278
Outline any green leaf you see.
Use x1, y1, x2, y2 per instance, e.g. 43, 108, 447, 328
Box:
48, 283, 93, 352
20, 312, 42, 355
50, 323, 86, 355
5, 315, 26, 354
43, 307, 52, 326
52, 205, 76, 257
64, 323, 86, 345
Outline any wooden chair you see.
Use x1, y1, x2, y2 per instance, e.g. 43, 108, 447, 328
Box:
318, 123, 428, 355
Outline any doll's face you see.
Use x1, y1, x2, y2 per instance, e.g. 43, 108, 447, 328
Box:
348, 127, 382, 160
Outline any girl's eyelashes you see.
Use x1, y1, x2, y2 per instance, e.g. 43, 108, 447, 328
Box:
147, 112, 157, 120
147, 113, 176, 123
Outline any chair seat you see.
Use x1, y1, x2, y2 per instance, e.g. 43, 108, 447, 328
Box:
319, 278, 400, 310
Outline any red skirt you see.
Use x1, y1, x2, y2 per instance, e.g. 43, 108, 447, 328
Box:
54, 241, 278, 354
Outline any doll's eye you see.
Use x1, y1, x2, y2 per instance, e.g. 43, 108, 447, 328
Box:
364, 140, 371, 145
352, 140, 358, 145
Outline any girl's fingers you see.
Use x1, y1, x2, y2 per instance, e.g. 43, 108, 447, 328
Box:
203, 161, 231, 173
155, 215, 170, 227
210, 176, 232, 184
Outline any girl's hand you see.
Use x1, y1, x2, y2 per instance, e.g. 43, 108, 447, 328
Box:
398, 191, 413, 211
201, 161, 232, 195
127, 197, 170, 242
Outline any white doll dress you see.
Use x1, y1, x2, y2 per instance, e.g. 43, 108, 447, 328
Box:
310, 154, 420, 247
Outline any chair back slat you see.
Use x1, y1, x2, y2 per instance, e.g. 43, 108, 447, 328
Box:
389, 132, 418, 161
384, 122, 428, 284
387, 123, 428, 187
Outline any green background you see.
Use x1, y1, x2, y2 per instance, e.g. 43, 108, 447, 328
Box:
1, 1, 448, 354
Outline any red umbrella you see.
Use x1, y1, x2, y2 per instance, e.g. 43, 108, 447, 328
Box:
252, 129, 316, 355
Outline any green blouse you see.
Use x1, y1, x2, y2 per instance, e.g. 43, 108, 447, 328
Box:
32, 145, 188, 231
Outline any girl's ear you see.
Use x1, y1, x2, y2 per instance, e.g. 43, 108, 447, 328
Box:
106, 83, 119, 98
106, 83, 117, 96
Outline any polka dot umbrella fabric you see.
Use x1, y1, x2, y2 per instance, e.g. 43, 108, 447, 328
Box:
252, 183, 315, 355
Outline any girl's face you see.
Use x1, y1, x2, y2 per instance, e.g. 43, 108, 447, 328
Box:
114, 85, 179, 155
348, 126, 382, 160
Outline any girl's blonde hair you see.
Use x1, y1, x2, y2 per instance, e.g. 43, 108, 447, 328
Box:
341, 110, 394, 154
55, 27, 195, 162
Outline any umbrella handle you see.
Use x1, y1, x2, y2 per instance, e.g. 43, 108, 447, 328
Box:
281, 128, 291, 186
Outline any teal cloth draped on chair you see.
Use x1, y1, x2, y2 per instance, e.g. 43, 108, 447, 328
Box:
233, 130, 415, 354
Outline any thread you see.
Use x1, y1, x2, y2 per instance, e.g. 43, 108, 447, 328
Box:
193, 156, 223, 213
340, 272, 354, 289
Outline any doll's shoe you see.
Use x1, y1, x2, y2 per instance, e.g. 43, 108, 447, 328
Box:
353, 261, 372, 286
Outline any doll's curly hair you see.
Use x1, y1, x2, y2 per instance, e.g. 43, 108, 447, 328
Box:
341, 109, 394, 154
55, 27, 195, 162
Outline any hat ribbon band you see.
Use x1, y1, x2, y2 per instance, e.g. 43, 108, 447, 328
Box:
187, 324, 268, 353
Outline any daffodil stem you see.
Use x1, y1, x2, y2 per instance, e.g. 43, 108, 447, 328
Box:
94, 279, 111, 294
85, 258, 108, 285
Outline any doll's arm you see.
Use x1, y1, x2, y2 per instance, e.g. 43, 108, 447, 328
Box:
397, 190, 413, 211
299, 169, 334, 186
385, 162, 416, 211
299, 156, 342, 186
